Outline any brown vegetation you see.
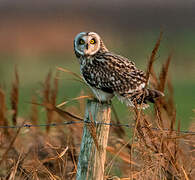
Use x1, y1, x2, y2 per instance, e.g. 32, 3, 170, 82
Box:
0, 33, 194, 179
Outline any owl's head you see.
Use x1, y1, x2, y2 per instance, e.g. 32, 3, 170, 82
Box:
74, 32, 108, 57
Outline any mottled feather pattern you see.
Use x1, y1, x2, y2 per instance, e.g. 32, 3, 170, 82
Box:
81, 52, 147, 96
74, 32, 164, 108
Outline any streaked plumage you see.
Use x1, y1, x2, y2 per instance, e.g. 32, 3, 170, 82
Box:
74, 32, 164, 108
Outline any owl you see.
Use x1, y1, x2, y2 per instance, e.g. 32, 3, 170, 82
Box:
74, 32, 164, 109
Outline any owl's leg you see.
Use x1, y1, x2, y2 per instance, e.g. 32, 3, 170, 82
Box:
89, 87, 113, 105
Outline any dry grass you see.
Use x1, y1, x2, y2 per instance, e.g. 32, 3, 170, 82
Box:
0, 36, 195, 179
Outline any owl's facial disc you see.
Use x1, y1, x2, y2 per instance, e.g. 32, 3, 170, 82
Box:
74, 32, 101, 56
84, 32, 101, 56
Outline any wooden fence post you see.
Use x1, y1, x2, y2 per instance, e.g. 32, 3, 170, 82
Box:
76, 99, 111, 180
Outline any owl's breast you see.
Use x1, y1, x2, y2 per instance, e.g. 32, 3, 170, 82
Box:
80, 58, 111, 88
80, 59, 115, 98
80, 59, 97, 86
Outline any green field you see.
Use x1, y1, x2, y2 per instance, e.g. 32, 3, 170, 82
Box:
0, 32, 195, 180
0, 51, 194, 130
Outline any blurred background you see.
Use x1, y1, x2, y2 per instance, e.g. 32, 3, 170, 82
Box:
0, 0, 194, 129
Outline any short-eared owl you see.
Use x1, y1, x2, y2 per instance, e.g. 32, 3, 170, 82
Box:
74, 32, 164, 109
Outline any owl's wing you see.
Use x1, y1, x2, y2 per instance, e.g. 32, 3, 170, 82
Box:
92, 52, 147, 95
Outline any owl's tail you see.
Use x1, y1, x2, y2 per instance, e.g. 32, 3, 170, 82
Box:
132, 88, 164, 109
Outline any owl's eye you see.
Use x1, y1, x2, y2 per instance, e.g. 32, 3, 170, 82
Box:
79, 39, 85, 45
90, 39, 96, 44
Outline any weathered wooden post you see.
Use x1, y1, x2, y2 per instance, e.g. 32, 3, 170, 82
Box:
76, 99, 111, 180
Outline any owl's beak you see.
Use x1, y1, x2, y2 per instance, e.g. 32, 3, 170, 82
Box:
83, 44, 90, 56
86, 43, 89, 50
